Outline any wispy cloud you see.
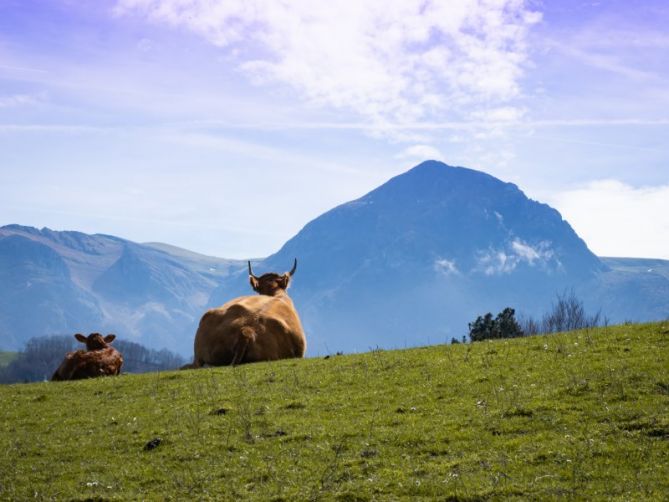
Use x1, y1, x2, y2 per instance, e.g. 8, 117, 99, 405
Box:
156, 128, 367, 176
0, 92, 44, 108
475, 239, 556, 275
434, 258, 459, 276
547, 180, 669, 259
115, 0, 541, 134
0, 64, 49, 75
541, 5, 669, 85
550, 42, 657, 81
3, 115, 666, 140
0, 123, 117, 134
571, 28, 669, 51
397, 144, 444, 162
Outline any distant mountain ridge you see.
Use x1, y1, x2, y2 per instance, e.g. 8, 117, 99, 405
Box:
0, 225, 244, 354
2, 161, 668, 355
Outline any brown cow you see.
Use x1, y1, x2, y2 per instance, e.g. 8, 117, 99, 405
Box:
191, 259, 306, 367
51, 333, 123, 381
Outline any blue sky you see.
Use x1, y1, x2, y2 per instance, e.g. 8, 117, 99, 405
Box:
1, 0, 667, 259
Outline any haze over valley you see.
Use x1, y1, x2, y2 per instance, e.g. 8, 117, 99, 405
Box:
2, 161, 667, 357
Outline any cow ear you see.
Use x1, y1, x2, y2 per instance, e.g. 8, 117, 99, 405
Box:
104, 334, 116, 343
74, 334, 87, 343
249, 276, 260, 292
279, 273, 291, 289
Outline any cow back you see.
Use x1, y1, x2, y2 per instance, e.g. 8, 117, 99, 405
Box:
52, 348, 123, 381
194, 293, 306, 366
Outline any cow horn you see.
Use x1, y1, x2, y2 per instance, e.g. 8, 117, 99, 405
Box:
288, 258, 297, 277
248, 261, 257, 278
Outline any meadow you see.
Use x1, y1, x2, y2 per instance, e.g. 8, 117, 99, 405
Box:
0, 323, 667, 500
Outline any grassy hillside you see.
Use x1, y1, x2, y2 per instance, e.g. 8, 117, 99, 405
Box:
1, 323, 667, 501
0, 351, 17, 367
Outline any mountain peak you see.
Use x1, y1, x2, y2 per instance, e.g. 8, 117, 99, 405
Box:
265, 161, 603, 295
371, 160, 519, 198
335, 161, 524, 223
228, 160, 618, 353
1, 224, 41, 235
407, 159, 473, 174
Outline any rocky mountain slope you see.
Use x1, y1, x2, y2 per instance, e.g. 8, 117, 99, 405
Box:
0, 225, 244, 354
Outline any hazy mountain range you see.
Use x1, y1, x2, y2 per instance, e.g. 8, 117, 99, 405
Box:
0, 226, 242, 355
2, 161, 668, 356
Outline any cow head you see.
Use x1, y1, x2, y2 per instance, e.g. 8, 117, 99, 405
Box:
74, 333, 116, 351
248, 259, 297, 296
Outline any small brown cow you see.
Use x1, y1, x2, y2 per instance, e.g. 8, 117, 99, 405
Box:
51, 333, 123, 381
190, 259, 306, 367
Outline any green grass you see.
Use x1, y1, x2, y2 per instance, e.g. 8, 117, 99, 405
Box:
1, 323, 668, 501
0, 351, 17, 367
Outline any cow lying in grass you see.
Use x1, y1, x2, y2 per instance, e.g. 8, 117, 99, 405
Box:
189, 259, 306, 367
51, 333, 123, 381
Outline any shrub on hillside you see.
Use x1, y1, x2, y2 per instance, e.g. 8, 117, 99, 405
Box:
469, 307, 524, 342
521, 291, 605, 336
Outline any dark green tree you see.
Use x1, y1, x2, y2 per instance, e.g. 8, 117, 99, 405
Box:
468, 308, 524, 342
468, 312, 496, 342
495, 307, 524, 339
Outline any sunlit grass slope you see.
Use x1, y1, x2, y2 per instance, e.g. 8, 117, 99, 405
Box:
1, 323, 668, 501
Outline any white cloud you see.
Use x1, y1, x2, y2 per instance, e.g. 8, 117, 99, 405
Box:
397, 144, 444, 162
435, 258, 459, 275
547, 180, 669, 259
115, 0, 541, 132
511, 239, 554, 264
476, 239, 555, 275
477, 249, 516, 275
470, 106, 527, 123
511, 240, 539, 262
